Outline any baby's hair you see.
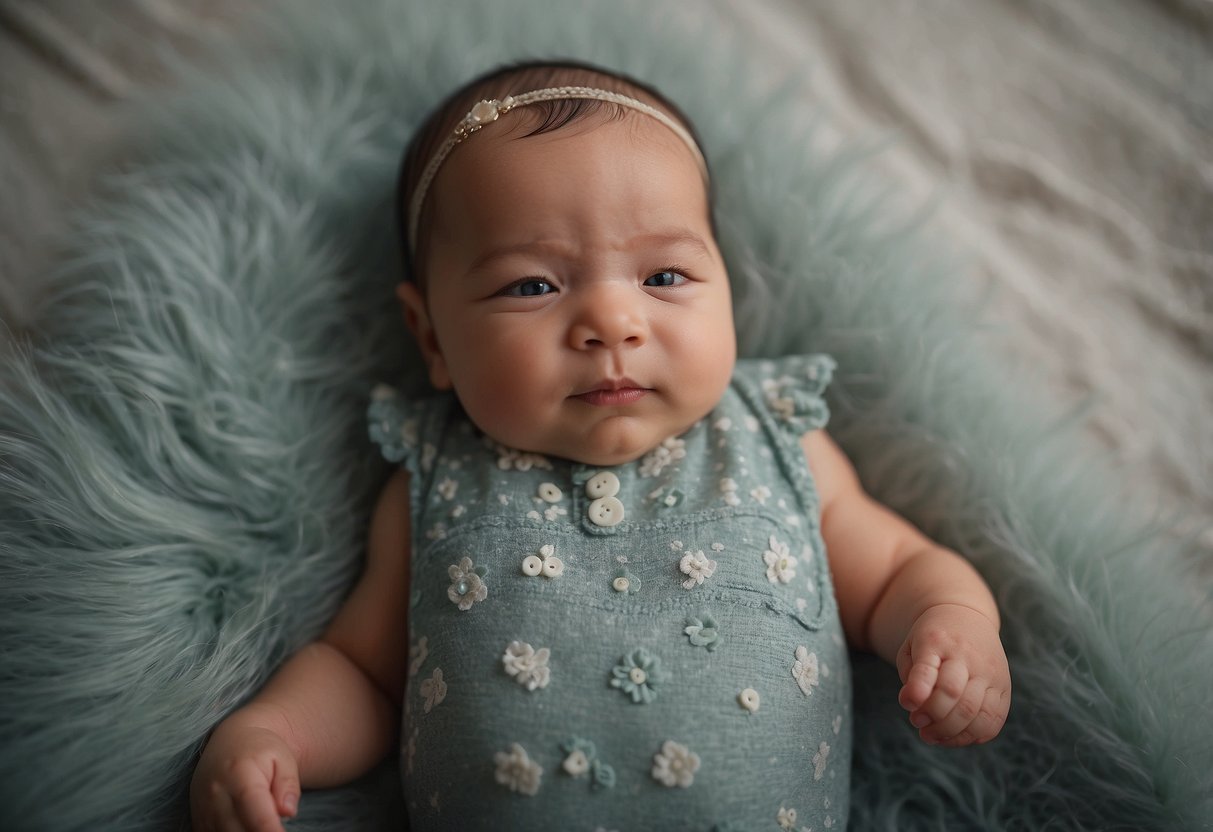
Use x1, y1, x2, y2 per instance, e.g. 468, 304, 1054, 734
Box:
395, 59, 715, 287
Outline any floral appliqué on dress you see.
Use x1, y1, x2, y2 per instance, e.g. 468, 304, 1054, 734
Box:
684, 614, 720, 651
560, 736, 616, 790
792, 646, 820, 696
679, 549, 718, 589
502, 641, 551, 691
494, 743, 542, 795
639, 436, 687, 477
651, 740, 700, 787
610, 647, 665, 704
764, 535, 797, 584
448, 556, 488, 610
419, 668, 447, 713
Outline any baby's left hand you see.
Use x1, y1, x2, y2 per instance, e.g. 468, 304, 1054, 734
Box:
895, 604, 1011, 747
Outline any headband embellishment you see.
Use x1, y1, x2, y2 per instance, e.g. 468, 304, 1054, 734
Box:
456, 96, 517, 139
407, 85, 707, 251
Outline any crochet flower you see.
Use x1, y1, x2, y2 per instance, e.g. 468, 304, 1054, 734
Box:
407, 635, 428, 677
792, 645, 820, 696
559, 737, 616, 790
653, 487, 684, 508
813, 740, 831, 780
719, 477, 741, 506
639, 436, 687, 477
561, 737, 596, 777
679, 549, 718, 589
367, 388, 418, 463
493, 442, 552, 471
776, 805, 798, 829
404, 729, 417, 775
590, 759, 616, 790
447, 556, 488, 610
763, 371, 830, 431
502, 641, 551, 691
683, 615, 720, 651
610, 647, 665, 704
436, 477, 458, 501
420, 442, 437, 472
763, 375, 798, 422
763, 535, 797, 584
651, 740, 699, 787
419, 667, 446, 713
494, 743, 542, 795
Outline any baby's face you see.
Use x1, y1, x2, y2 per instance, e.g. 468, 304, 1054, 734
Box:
400, 111, 735, 466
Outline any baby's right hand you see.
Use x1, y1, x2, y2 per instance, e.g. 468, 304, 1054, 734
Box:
190, 722, 300, 832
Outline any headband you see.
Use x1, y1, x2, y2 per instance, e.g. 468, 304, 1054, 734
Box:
406, 85, 708, 251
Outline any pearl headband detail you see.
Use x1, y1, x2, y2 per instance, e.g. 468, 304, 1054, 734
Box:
407, 85, 708, 251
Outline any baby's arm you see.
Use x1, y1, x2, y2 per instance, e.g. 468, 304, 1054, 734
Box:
190, 469, 412, 831
802, 430, 1010, 746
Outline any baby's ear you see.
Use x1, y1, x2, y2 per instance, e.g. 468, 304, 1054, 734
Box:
396, 281, 452, 390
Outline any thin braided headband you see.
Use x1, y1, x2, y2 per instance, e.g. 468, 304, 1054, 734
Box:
407, 85, 709, 251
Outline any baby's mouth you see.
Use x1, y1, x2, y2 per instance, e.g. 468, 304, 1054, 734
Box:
572, 378, 652, 406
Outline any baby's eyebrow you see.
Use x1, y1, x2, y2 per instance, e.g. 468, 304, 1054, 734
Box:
464, 228, 712, 276
623, 229, 712, 259
465, 239, 576, 275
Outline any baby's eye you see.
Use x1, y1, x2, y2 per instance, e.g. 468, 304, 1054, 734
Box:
643, 271, 687, 288
500, 279, 556, 297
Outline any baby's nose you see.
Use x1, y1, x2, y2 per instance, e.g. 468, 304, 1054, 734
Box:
567, 286, 648, 350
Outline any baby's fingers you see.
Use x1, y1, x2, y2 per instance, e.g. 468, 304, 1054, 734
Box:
907, 658, 968, 732
270, 761, 301, 821
897, 655, 940, 713
921, 675, 987, 745
231, 784, 288, 832
227, 761, 288, 832
953, 685, 1010, 745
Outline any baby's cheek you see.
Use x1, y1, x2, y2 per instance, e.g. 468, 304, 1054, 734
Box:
450, 355, 552, 447
670, 332, 734, 410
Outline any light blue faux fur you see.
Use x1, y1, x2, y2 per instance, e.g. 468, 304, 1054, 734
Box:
2, 1, 1211, 829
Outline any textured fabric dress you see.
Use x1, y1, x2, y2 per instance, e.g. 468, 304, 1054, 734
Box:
367, 354, 852, 832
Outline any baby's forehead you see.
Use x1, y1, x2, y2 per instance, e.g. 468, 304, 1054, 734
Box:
404, 78, 717, 283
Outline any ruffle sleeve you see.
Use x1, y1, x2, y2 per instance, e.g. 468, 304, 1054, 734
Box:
367, 383, 423, 465
753, 353, 837, 434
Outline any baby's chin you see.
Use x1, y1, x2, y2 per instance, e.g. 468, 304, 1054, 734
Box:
548, 415, 691, 468
476, 416, 682, 468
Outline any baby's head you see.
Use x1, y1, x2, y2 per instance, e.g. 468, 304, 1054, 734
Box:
395, 61, 735, 466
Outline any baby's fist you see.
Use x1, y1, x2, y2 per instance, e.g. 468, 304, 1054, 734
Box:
895, 604, 1010, 747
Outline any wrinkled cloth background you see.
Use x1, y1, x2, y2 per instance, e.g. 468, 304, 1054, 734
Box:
3, 0, 1210, 583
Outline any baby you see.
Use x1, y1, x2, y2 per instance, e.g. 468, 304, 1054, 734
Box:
191, 61, 1011, 831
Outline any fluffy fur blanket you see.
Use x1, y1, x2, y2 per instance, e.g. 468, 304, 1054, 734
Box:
1, 0, 1209, 829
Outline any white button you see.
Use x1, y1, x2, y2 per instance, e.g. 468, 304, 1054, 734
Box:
521, 555, 543, 576
587, 496, 624, 527
629, 667, 647, 685
612, 576, 630, 592
585, 471, 620, 499
542, 556, 564, 577
538, 482, 562, 503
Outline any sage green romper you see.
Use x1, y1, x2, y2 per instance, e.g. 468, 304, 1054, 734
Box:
368, 354, 851, 831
